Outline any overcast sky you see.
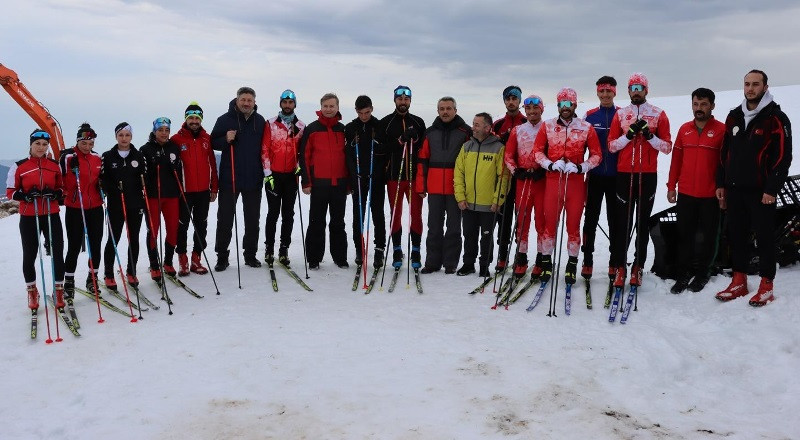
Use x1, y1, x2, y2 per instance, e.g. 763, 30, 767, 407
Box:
2, 0, 800, 157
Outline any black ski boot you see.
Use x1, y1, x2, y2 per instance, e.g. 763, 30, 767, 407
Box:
411, 246, 421, 269
278, 246, 290, 267
539, 254, 553, 282
392, 246, 404, 268
373, 247, 385, 268
565, 256, 578, 285
64, 277, 75, 300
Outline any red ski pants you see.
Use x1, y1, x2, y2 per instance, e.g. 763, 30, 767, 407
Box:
386, 180, 423, 240
542, 172, 585, 257
146, 197, 179, 248
514, 178, 546, 254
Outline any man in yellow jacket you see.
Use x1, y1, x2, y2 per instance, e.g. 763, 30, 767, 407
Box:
454, 112, 510, 277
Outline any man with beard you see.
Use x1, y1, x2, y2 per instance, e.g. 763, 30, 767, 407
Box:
380, 86, 426, 269
533, 88, 602, 285
503, 95, 546, 279
492, 86, 527, 271
171, 102, 218, 276
261, 90, 305, 267
345, 95, 387, 268
666, 88, 725, 294
608, 73, 672, 290
715, 70, 792, 306
416, 97, 472, 274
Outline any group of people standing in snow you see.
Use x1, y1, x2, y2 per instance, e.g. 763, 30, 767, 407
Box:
7, 68, 791, 313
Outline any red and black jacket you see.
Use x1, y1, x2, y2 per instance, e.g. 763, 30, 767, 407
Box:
6, 155, 63, 216
140, 136, 183, 199
298, 111, 348, 188
415, 115, 472, 195
171, 124, 219, 194
493, 112, 527, 143
59, 147, 103, 209
667, 117, 725, 198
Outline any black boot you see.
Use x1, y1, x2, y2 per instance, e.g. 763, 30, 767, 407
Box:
671, 274, 692, 294
564, 256, 578, 285
278, 246, 290, 267
373, 247, 385, 268
64, 277, 75, 300
215, 252, 230, 272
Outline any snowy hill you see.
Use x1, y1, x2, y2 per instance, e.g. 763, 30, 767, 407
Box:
1, 87, 799, 439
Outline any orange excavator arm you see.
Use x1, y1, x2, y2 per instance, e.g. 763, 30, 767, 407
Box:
1, 62, 65, 156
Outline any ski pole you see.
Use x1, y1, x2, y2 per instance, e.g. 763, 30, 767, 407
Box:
171, 168, 221, 295
379, 139, 408, 289
73, 165, 104, 323
496, 174, 532, 299
362, 138, 375, 288
406, 138, 414, 288
352, 136, 367, 282
32, 196, 54, 343
44, 201, 62, 342
295, 181, 310, 279
634, 128, 644, 312
494, 168, 524, 294
141, 175, 173, 314
548, 169, 569, 317
116, 183, 142, 320
229, 144, 242, 289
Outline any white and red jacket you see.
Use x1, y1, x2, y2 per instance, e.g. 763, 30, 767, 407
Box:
667, 117, 725, 198
170, 125, 219, 193
59, 147, 103, 209
608, 102, 672, 173
261, 115, 306, 174
504, 120, 544, 173
533, 117, 602, 169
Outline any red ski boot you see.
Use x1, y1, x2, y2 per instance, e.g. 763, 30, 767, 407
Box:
749, 277, 775, 307
178, 253, 190, 277
27, 285, 39, 310
54, 283, 66, 308
715, 272, 749, 301
629, 265, 643, 287
190, 252, 208, 275
613, 267, 626, 288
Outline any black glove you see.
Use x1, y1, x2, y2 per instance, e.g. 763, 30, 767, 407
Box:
625, 120, 643, 140
513, 168, 527, 180
69, 156, 80, 172
12, 190, 29, 202
41, 188, 63, 200
640, 120, 654, 140
401, 126, 418, 143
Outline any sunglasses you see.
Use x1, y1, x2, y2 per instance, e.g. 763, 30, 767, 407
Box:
31, 131, 51, 140
394, 87, 412, 97
629, 84, 645, 92
185, 110, 202, 117
524, 97, 542, 106
280, 90, 296, 100
557, 100, 573, 109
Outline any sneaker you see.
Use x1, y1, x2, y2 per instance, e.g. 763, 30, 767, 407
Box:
392, 246, 404, 269
104, 276, 118, 291
278, 246, 290, 267
244, 256, 262, 268
670, 274, 692, 294
564, 257, 578, 285
612, 267, 626, 288
373, 247, 385, 268
126, 273, 139, 287
715, 272, 748, 301
749, 277, 774, 307
309, 261, 320, 270
64, 278, 75, 300
479, 266, 490, 278
456, 264, 475, 276
335, 260, 350, 269
444, 266, 456, 274
512, 252, 528, 278
163, 265, 177, 277
410, 246, 421, 269
178, 253, 190, 277
54, 284, 66, 308
629, 265, 643, 287
420, 266, 440, 274
27, 285, 39, 310
190, 252, 208, 274
539, 255, 553, 282
581, 264, 593, 280
687, 274, 709, 293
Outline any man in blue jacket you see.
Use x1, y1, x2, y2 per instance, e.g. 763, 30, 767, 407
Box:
581, 75, 619, 281
210, 86, 267, 270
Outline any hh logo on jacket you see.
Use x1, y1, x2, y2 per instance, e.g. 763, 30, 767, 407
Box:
482, 154, 493, 162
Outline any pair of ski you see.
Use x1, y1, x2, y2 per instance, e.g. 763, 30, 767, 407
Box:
30, 300, 81, 340
607, 282, 637, 324
351, 265, 382, 294
381, 262, 422, 294
266, 262, 314, 292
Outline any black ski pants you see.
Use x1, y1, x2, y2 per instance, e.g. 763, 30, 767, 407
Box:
177, 190, 211, 255
676, 193, 720, 278
425, 193, 462, 270
581, 174, 617, 265
726, 187, 777, 279
215, 187, 262, 259
64, 206, 103, 275
610, 172, 657, 268
463, 209, 495, 269
351, 176, 386, 259
104, 202, 143, 278
21, 213, 64, 284
306, 184, 348, 264
495, 176, 515, 263
264, 172, 298, 253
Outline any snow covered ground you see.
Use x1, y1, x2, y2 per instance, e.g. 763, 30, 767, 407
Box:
2, 87, 800, 439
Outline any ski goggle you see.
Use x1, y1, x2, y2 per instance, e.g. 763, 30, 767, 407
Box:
280, 90, 296, 101
524, 97, 542, 106
557, 100, 574, 109
152, 117, 171, 131
629, 84, 645, 92
394, 87, 412, 97
31, 131, 51, 140
185, 110, 202, 117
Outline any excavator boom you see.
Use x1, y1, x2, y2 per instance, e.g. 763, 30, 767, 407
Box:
1, 63, 65, 155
